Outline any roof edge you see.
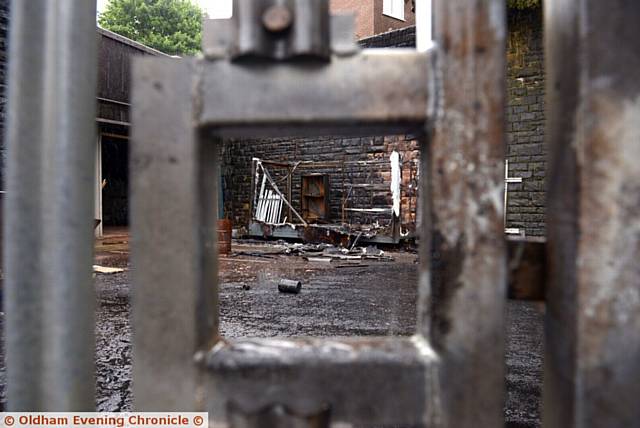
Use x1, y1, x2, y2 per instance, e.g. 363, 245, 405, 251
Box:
97, 26, 173, 57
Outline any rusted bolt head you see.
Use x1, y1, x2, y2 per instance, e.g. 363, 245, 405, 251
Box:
262, 5, 292, 33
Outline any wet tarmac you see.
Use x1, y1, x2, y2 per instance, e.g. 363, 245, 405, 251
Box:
0, 241, 543, 426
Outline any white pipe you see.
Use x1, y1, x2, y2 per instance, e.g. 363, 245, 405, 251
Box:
415, 0, 434, 52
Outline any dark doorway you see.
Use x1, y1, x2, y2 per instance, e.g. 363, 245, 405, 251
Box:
102, 136, 129, 227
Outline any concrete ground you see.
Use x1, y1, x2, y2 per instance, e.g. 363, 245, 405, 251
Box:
1, 234, 544, 427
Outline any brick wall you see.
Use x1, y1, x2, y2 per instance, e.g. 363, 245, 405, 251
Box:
222, 135, 419, 231
329, 0, 416, 39
505, 8, 546, 236
330, 0, 374, 40
224, 12, 547, 237
374, 0, 416, 36
0, 0, 8, 190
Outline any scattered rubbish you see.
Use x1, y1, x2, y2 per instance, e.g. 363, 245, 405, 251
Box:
242, 284, 251, 291
335, 264, 370, 269
306, 257, 332, 263
363, 245, 383, 256
332, 254, 362, 261
93, 265, 125, 274
231, 251, 279, 259
220, 257, 272, 264
349, 231, 363, 251
222, 241, 394, 263
278, 279, 302, 294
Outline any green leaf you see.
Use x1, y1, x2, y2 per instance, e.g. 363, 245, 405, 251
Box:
98, 0, 203, 55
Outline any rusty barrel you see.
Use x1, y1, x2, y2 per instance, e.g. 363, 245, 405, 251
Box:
217, 219, 232, 255
278, 279, 302, 294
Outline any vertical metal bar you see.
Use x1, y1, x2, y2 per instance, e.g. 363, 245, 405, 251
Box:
264, 190, 271, 223
39, 0, 98, 410
542, 2, 579, 424
277, 196, 283, 224
267, 192, 273, 224
416, 135, 431, 337
197, 137, 220, 351
257, 171, 267, 221
249, 158, 257, 223
430, 0, 506, 425
131, 58, 215, 410
95, 134, 104, 238
544, 1, 640, 426
287, 166, 293, 222
504, 159, 509, 228
4, 0, 48, 411
270, 192, 278, 224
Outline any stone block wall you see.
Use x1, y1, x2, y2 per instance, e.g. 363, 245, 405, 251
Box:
359, 26, 415, 48
222, 135, 420, 234
222, 11, 547, 237
505, 8, 546, 236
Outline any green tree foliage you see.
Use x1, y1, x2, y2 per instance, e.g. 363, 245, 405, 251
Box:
507, 0, 541, 10
99, 0, 204, 55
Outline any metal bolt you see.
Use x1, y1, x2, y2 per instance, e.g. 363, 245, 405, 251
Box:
262, 5, 292, 33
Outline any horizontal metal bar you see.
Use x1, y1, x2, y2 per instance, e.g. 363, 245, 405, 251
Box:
204, 336, 439, 426
194, 49, 433, 138
258, 159, 399, 169
100, 132, 129, 140
97, 96, 131, 107
96, 117, 130, 127
344, 207, 393, 213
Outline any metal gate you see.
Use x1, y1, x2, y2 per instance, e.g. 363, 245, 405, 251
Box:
4, 0, 640, 427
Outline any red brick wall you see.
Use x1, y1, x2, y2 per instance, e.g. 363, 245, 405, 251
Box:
330, 0, 415, 38
374, 0, 415, 35
330, 0, 375, 39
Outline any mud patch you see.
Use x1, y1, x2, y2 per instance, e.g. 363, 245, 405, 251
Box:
0, 244, 543, 428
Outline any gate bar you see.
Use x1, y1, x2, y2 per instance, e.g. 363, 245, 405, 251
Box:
544, 1, 640, 426
40, 0, 98, 410
429, 0, 507, 426
5, 0, 98, 410
4, 0, 49, 410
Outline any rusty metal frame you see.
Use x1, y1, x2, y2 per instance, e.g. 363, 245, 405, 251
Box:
131, 45, 441, 428
130, 0, 506, 426
3, 0, 638, 424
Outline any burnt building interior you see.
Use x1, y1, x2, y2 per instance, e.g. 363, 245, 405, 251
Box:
94, 27, 168, 235
100, 136, 128, 228
1, 1, 639, 428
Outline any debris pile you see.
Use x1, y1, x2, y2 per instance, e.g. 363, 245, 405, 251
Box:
231, 240, 393, 264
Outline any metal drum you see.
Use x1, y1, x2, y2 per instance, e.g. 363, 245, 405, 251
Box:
217, 219, 233, 255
